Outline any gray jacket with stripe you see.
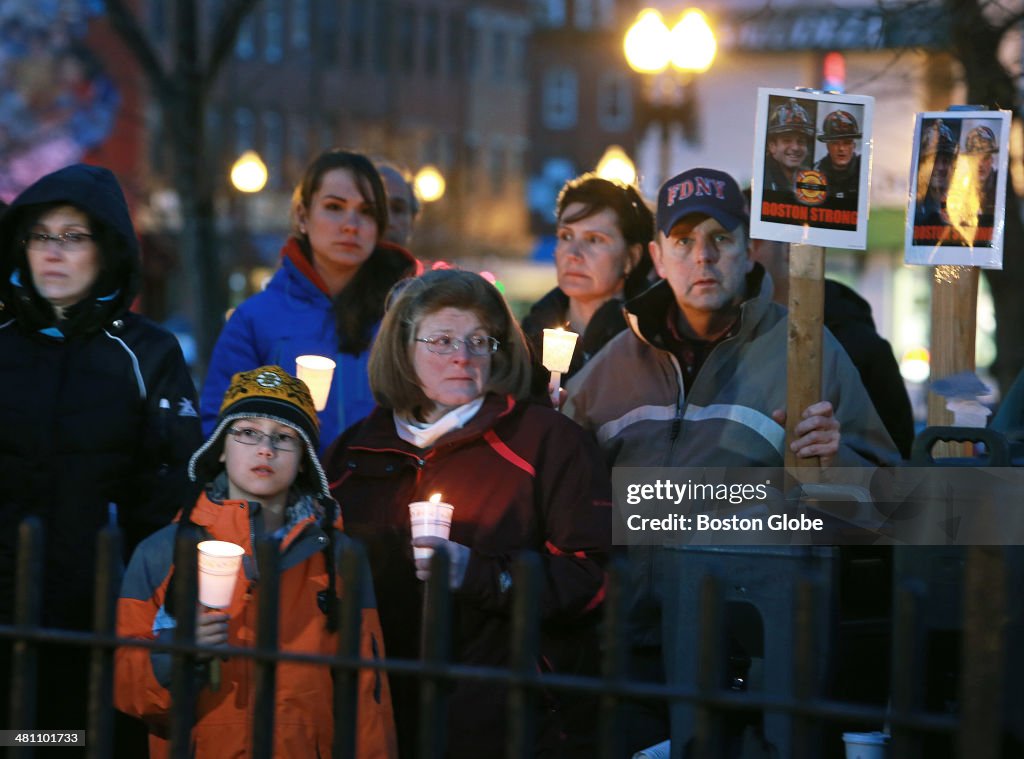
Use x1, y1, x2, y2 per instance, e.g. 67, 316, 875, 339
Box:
564, 265, 899, 646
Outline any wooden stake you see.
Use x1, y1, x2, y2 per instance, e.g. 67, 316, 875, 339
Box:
927, 265, 979, 457
785, 243, 825, 469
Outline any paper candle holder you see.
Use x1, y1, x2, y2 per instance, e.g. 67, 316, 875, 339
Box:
296, 355, 337, 411
542, 328, 579, 373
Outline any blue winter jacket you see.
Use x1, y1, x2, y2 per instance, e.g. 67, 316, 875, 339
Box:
200, 239, 413, 451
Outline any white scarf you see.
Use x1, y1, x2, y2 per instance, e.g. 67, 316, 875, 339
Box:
393, 396, 486, 449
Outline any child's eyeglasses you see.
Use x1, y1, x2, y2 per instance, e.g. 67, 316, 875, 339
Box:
227, 427, 300, 452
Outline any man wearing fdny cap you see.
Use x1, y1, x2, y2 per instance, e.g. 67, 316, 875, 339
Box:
563, 167, 898, 753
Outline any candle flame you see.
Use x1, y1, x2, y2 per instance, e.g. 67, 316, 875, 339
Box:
429, 493, 442, 503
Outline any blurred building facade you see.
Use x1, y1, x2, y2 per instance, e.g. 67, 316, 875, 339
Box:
0, 0, 1008, 391
526, 0, 640, 235
139, 0, 531, 268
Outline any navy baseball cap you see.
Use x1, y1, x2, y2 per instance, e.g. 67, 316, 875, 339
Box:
656, 168, 748, 236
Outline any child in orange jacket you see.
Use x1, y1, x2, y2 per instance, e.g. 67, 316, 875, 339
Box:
115, 365, 397, 758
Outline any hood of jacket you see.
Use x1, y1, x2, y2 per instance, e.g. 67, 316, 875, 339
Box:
824, 278, 876, 332
0, 163, 140, 335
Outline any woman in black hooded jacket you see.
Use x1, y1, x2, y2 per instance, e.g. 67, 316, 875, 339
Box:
0, 164, 202, 746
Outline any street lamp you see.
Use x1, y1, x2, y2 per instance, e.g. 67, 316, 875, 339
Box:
595, 145, 637, 185
230, 150, 268, 193
623, 8, 716, 185
670, 10, 717, 72
623, 8, 716, 74
414, 164, 446, 203
227, 150, 267, 310
623, 9, 673, 74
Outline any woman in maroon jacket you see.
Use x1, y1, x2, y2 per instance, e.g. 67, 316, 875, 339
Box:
324, 269, 611, 758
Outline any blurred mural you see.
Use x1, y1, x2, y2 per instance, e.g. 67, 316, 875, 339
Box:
0, 0, 118, 200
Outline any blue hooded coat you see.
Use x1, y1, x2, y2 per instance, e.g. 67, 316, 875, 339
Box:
200, 237, 415, 451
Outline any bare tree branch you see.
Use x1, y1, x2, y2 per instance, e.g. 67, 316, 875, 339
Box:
849, 47, 913, 91
103, 0, 173, 100
994, 9, 1024, 37
206, 0, 265, 86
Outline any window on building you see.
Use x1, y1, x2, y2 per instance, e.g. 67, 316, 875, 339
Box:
537, 0, 566, 27
319, 113, 336, 152
507, 142, 524, 185
288, 114, 308, 183
206, 107, 223, 176
235, 15, 255, 59
467, 22, 479, 74
597, 70, 632, 132
147, 106, 166, 174
574, 0, 594, 30
435, 133, 454, 170
235, 108, 255, 155
264, 0, 283, 62
465, 142, 478, 178
149, 0, 167, 43
262, 112, 283, 189
318, 0, 338, 65
492, 29, 507, 81
372, 1, 392, 74
206, 0, 223, 38
542, 67, 578, 130
291, 0, 310, 49
509, 32, 525, 82
490, 144, 505, 195
447, 14, 465, 78
397, 9, 416, 73
424, 10, 440, 77
595, 0, 615, 28
348, 0, 367, 71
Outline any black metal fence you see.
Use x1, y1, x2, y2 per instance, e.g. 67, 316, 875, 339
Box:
1, 516, 1020, 758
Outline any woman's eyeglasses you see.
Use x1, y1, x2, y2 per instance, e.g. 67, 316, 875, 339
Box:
24, 231, 95, 252
415, 333, 499, 356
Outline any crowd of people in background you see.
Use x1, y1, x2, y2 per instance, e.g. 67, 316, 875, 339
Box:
0, 148, 915, 757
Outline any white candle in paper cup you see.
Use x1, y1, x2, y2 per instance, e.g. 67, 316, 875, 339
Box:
409, 493, 454, 561
842, 731, 889, 759
541, 327, 578, 373
542, 328, 579, 409
197, 540, 245, 609
295, 355, 337, 411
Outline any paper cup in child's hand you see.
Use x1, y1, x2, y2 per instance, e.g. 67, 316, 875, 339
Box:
409, 494, 454, 561
197, 540, 245, 609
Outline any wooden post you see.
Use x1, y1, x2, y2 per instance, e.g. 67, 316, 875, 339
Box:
785, 243, 826, 469
927, 265, 979, 457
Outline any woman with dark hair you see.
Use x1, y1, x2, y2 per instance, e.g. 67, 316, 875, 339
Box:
201, 149, 417, 451
324, 269, 611, 758
522, 174, 655, 390
0, 163, 201, 745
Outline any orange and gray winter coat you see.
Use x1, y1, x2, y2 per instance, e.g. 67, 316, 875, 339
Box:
114, 484, 397, 758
